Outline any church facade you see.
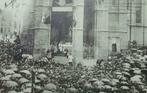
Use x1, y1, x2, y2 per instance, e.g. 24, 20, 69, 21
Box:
0, 0, 147, 62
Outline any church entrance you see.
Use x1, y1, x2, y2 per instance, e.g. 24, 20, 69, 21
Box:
51, 11, 73, 55
51, 12, 73, 44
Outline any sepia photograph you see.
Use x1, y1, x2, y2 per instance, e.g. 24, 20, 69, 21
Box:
0, 0, 147, 93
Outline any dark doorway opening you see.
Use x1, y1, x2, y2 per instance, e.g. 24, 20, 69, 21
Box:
51, 12, 73, 56
112, 43, 117, 52
51, 12, 73, 44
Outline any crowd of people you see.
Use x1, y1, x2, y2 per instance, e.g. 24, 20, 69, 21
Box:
0, 38, 147, 93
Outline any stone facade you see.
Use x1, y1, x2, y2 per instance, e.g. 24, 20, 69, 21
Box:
130, 0, 147, 46
0, 0, 34, 42
0, 0, 147, 61
94, 0, 129, 59
32, 0, 51, 58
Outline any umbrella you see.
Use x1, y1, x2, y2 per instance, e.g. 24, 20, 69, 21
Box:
37, 74, 48, 80
116, 75, 124, 79
142, 89, 147, 92
120, 86, 129, 90
130, 60, 134, 64
0, 89, 4, 93
111, 79, 119, 86
37, 69, 46, 73
42, 90, 53, 93
44, 83, 57, 91
8, 91, 17, 93
112, 79, 119, 83
0, 75, 11, 81
138, 82, 144, 85
115, 72, 122, 75
23, 88, 31, 93
131, 75, 142, 83
122, 72, 130, 76
120, 81, 128, 85
9, 64, 18, 71
123, 68, 130, 71
3, 80, 18, 87
11, 67, 18, 71
66, 87, 78, 93
134, 75, 142, 79
132, 68, 139, 71
89, 78, 98, 82
20, 70, 31, 75
140, 63, 146, 68
134, 69, 141, 74
123, 63, 131, 68
22, 54, 33, 60
19, 78, 29, 84
40, 57, 48, 62
25, 83, 32, 88
35, 78, 41, 83
3, 69, 15, 75
9, 64, 17, 68
102, 78, 110, 83
12, 73, 22, 78
112, 87, 118, 91
84, 82, 92, 89
35, 85, 42, 90
104, 85, 112, 90
93, 80, 104, 86
121, 76, 127, 81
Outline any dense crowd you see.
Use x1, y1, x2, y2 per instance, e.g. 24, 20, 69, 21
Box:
0, 39, 147, 93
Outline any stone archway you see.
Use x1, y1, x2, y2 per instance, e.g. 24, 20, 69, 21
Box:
33, 0, 84, 62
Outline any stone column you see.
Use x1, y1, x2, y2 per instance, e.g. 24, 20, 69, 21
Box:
143, 0, 147, 46
72, 0, 84, 62
33, 0, 52, 58
94, 0, 109, 59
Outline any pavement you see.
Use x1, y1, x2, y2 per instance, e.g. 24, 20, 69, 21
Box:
82, 59, 96, 66
53, 56, 96, 66
53, 56, 68, 65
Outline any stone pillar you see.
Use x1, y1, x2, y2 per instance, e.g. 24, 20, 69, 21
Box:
94, 0, 109, 59
143, 0, 147, 46
72, 0, 84, 62
33, 0, 51, 58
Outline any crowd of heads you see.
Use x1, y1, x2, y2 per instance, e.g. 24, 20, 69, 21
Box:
0, 39, 147, 93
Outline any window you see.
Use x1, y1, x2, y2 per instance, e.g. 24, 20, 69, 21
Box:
109, 13, 119, 30
136, 8, 142, 23
5, 3, 7, 8
112, 0, 117, 6
112, 43, 117, 52
136, 0, 142, 23
127, 0, 130, 10
1, 28, 3, 33
66, 0, 72, 4
98, 0, 104, 5
53, 0, 60, 6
